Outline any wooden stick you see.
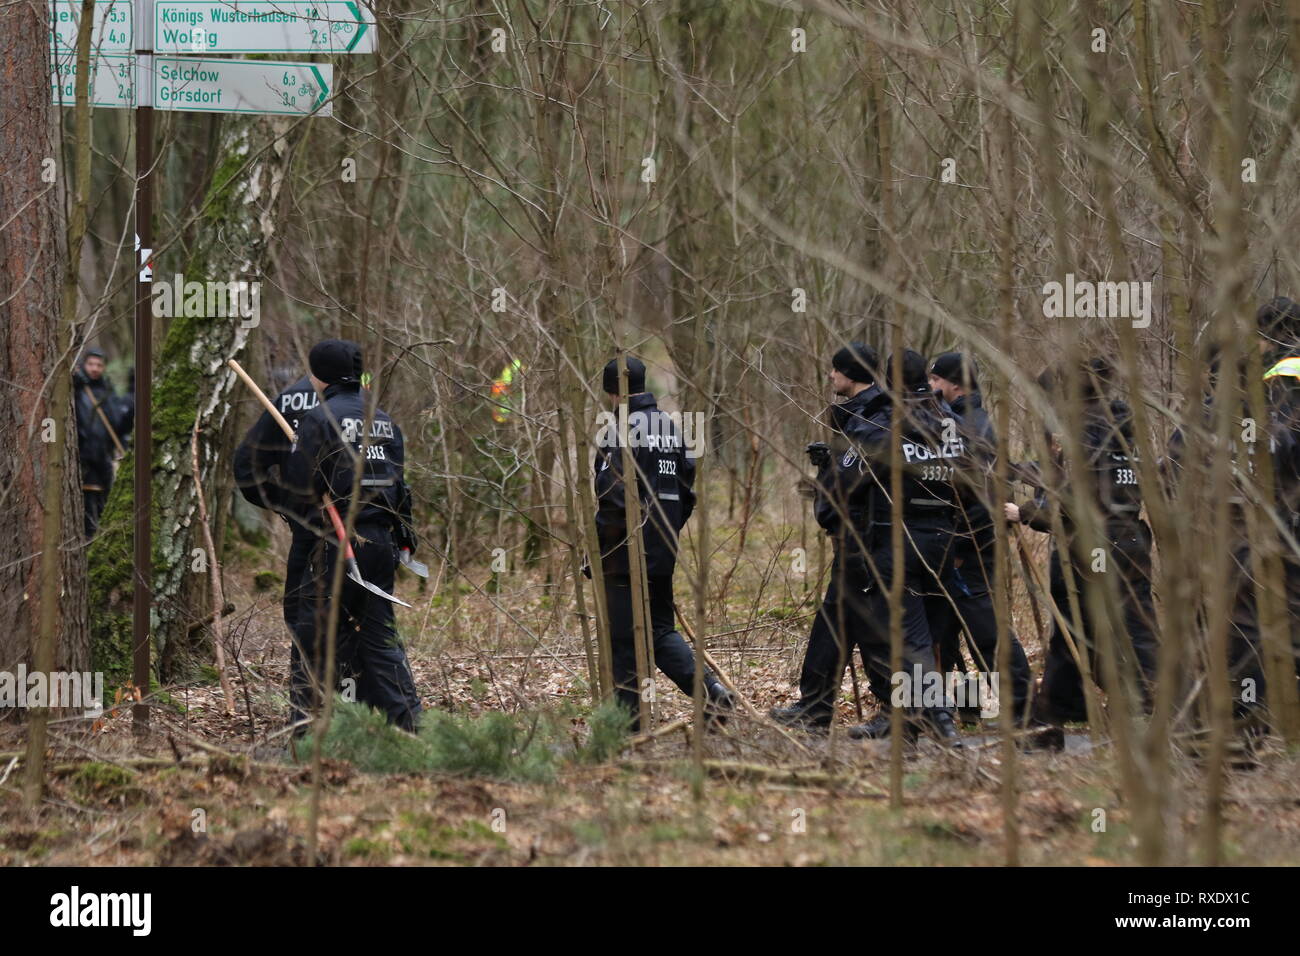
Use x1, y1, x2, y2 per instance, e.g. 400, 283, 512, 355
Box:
227, 360, 295, 440
622, 757, 887, 797
83, 384, 126, 457
674, 608, 816, 757
627, 716, 690, 747
186, 602, 237, 635
191, 421, 236, 715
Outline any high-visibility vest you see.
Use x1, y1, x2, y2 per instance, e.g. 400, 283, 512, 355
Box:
1264, 356, 1300, 381
491, 359, 523, 423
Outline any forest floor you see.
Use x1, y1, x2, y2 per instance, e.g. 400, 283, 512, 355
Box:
3, 516, 1299, 866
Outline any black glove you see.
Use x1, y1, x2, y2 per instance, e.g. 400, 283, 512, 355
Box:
394, 520, 418, 558
806, 441, 831, 469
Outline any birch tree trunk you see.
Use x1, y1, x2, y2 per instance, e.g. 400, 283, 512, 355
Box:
89, 117, 300, 681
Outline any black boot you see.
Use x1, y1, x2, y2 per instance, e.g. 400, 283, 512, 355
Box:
925, 709, 964, 749
1026, 696, 1065, 750
769, 702, 831, 730
847, 713, 894, 740
705, 681, 735, 728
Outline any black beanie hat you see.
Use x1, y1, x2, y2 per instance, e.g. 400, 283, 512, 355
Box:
832, 342, 879, 384
930, 351, 978, 391
1039, 356, 1112, 402
1257, 296, 1300, 348
309, 339, 363, 385
887, 349, 931, 392
602, 355, 647, 395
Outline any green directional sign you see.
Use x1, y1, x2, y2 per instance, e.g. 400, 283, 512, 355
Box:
153, 57, 332, 116
154, 1, 374, 54
51, 52, 135, 109
49, 0, 132, 54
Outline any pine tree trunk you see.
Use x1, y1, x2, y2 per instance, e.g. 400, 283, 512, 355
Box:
0, 3, 90, 688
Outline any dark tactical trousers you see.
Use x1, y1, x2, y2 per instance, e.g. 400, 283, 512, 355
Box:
930, 537, 1032, 721
604, 573, 713, 728
292, 523, 421, 732
793, 548, 888, 718
853, 526, 954, 720
83, 487, 107, 538
1225, 539, 1300, 724
283, 525, 315, 633
1038, 521, 1158, 724
284, 525, 314, 726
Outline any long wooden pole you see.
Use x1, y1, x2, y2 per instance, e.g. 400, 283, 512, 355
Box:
83, 384, 127, 458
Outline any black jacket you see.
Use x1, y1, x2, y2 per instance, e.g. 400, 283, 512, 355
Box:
594, 392, 696, 577
949, 391, 997, 550
1164, 358, 1300, 538
1267, 368, 1300, 524
859, 386, 969, 535
286, 382, 416, 552
812, 385, 889, 547
1165, 364, 1300, 529
1018, 398, 1142, 535
233, 376, 319, 520
74, 371, 125, 487
818, 385, 970, 550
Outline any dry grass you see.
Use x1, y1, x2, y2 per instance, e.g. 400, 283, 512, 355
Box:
3, 508, 1299, 866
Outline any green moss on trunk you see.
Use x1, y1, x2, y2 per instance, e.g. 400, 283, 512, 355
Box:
87, 118, 299, 683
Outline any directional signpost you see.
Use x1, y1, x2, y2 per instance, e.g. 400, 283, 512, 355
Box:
51, 54, 331, 117
49, 0, 373, 732
154, 1, 373, 54
52, 53, 136, 109
49, 0, 364, 116
154, 56, 331, 115
50, 0, 132, 53
50, 0, 135, 107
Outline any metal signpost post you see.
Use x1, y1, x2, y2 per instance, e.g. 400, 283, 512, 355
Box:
132, 0, 153, 731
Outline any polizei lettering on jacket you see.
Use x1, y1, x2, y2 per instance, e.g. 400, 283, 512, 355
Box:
280, 390, 319, 414
340, 417, 395, 443
901, 438, 965, 463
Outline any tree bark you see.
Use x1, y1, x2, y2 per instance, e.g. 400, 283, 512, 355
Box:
88, 117, 299, 681
0, 0, 90, 691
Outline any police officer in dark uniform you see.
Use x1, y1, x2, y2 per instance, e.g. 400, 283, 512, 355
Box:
1007, 358, 1158, 745
234, 364, 322, 724
1251, 299, 1300, 723
1185, 298, 1300, 731
771, 343, 891, 729
1163, 340, 1260, 732
287, 339, 422, 732
117, 368, 136, 448
74, 348, 127, 537
594, 355, 733, 730
926, 352, 1031, 725
843, 349, 965, 746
